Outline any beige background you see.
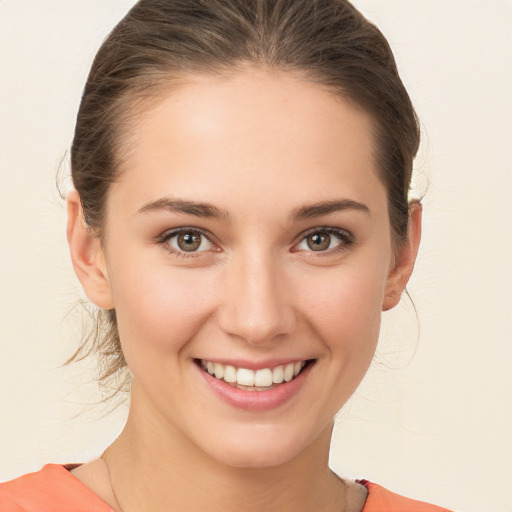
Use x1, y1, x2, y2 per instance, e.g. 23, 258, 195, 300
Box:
1, 1, 511, 510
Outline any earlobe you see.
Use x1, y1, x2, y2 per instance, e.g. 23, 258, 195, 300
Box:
382, 202, 422, 311
67, 190, 114, 310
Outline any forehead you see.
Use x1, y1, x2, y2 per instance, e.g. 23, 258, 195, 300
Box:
112, 68, 386, 217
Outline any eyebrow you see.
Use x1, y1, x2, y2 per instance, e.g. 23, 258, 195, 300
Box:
292, 199, 371, 220
137, 198, 231, 221
137, 197, 369, 222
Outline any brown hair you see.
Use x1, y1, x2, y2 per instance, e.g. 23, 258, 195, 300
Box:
69, 0, 420, 398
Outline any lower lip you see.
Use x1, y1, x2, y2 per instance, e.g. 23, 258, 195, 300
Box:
197, 362, 314, 412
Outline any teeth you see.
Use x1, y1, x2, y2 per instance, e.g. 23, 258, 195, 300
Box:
223, 364, 237, 383
254, 368, 273, 387
283, 363, 294, 382
214, 363, 224, 379
200, 360, 308, 389
237, 368, 255, 387
272, 365, 284, 384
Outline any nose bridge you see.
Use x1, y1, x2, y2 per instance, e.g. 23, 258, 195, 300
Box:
218, 246, 295, 344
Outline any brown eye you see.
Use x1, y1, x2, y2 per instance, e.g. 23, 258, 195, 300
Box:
295, 228, 353, 254
165, 230, 213, 253
306, 232, 331, 251
177, 232, 202, 251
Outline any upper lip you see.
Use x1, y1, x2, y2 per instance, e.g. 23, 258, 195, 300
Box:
195, 358, 315, 370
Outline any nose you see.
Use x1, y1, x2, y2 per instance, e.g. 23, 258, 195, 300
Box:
217, 250, 296, 345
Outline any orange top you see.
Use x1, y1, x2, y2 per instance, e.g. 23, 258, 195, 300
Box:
0, 464, 452, 511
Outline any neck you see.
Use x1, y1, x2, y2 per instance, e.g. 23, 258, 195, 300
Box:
103, 392, 347, 512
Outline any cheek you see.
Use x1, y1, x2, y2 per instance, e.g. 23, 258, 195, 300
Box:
108, 259, 219, 359
298, 262, 388, 356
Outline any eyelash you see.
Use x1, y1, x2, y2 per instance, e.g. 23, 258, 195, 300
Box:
156, 226, 354, 258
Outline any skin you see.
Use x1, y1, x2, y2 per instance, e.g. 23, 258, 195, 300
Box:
67, 68, 421, 512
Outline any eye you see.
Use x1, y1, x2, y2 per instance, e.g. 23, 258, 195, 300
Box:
294, 228, 353, 253
161, 229, 214, 254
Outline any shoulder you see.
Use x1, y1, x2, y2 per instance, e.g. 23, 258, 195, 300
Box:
360, 480, 453, 512
0, 464, 113, 512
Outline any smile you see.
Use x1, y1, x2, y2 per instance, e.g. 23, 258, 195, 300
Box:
198, 359, 309, 391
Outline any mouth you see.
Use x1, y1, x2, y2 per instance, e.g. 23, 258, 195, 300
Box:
196, 359, 314, 392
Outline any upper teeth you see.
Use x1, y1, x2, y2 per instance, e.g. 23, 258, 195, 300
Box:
201, 360, 306, 387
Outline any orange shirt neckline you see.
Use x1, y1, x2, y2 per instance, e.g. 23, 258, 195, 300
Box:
1, 464, 451, 511
56, 464, 375, 511
0, 464, 115, 512
61, 464, 115, 511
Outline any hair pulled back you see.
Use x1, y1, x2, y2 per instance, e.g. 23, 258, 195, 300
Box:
69, 0, 420, 398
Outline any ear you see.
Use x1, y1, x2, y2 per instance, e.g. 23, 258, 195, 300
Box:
382, 201, 422, 311
67, 190, 114, 310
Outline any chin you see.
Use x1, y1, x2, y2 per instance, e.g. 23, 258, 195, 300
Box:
197, 422, 324, 470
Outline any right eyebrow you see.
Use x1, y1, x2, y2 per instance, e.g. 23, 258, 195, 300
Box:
292, 199, 371, 221
137, 198, 231, 222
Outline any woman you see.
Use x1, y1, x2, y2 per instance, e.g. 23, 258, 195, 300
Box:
1, 1, 451, 510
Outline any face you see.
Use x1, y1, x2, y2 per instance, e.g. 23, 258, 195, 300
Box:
80, 69, 409, 468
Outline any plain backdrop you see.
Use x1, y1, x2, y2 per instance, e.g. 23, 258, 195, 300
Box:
1, 1, 511, 511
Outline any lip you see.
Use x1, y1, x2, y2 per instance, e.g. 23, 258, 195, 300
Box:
196, 359, 315, 411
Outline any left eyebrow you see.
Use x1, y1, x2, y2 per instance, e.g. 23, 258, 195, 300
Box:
292, 199, 371, 221
137, 198, 231, 221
